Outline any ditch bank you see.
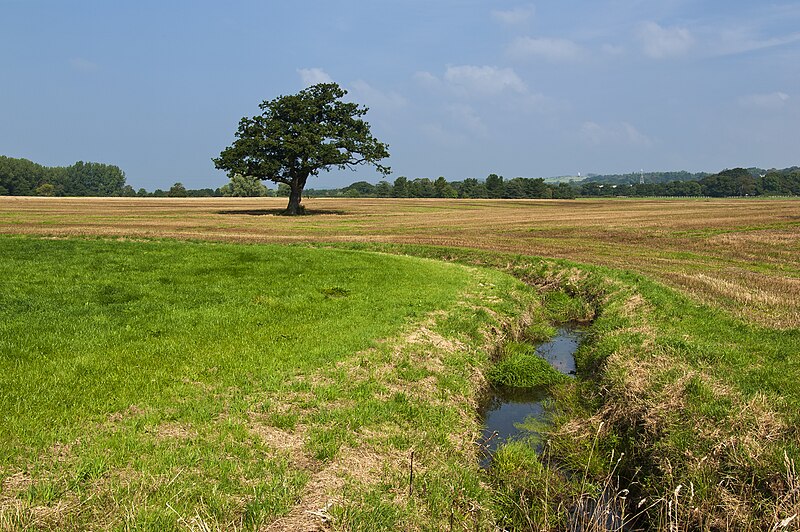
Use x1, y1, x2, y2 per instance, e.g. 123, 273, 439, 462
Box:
327, 243, 800, 530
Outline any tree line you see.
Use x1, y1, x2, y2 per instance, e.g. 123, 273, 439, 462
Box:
579, 167, 800, 198
134, 174, 280, 197
304, 175, 576, 199
578, 170, 709, 185
304, 168, 800, 199
0, 157, 274, 198
3, 154, 798, 200
0, 156, 127, 196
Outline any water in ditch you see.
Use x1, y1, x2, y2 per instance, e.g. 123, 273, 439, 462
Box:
479, 324, 584, 465
479, 323, 632, 528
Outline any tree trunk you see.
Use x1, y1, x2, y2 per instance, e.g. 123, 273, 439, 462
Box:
285, 177, 306, 215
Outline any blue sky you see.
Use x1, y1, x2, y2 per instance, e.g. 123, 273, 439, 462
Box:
2, 1, 799, 190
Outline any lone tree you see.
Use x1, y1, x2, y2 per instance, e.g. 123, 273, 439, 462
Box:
214, 83, 390, 214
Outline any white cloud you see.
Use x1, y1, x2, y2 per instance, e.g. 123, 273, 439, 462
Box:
491, 5, 535, 25
442, 65, 527, 96
581, 121, 653, 146
637, 22, 694, 58
601, 43, 625, 56
420, 123, 464, 147
297, 67, 333, 87
415, 65, 555, 113
739, 92, 790, 109
446, 103, 488, 136
711, 29, 800, 57
69, 57, 98, 72
349, 80, 407, 113
508, 37, 583, 62
413, 71, 441, 90
519, 92, 557, 113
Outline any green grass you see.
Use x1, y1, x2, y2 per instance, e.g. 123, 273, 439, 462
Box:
0, 236, 568, 530
487, 341, 567, 387
0, 237, 475, 456
5, 235, 798, 529
0, 236, 547, 530
488, 441, 571, 529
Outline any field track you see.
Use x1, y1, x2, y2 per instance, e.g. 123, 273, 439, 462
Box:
1, 196, 798, 327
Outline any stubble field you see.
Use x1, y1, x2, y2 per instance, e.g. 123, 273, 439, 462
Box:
2, 196, 798, 328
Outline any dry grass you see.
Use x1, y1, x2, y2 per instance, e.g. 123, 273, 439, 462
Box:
533, 263, 800, 530
1, 196, 797, 327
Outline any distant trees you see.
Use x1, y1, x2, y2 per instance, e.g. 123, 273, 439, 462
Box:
755, 168, 800, 195
551, 183, 576, 199
699, 168, 756, 197
3, 152, 796, 201
574, 167, 800, 198
485, 174, 504, 198
374, 181, 392, 197
409, 178, 435, 198
343, 181, 377, 197
168, 182, 188, 197
392, 176, 409, 198
0, 156, 39, 195
303, 167, 798, 200
0, 154, 236, 198
140, 187, 222, 197
304, 174, 576, 199
34, 183, 56, 196
434, 176, 458, 198
220, 173, 271, 197
0, 156, 128, 196
458, 178, 487, 198
62, 161, 126, 196
579, 170, 708, 186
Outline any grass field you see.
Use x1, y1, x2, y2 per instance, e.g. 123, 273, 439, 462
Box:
0, 236, 546, 529
1, 196, 798, 328
1, 197, 799, 530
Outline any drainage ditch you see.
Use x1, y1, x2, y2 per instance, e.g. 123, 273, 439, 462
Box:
479, 323, 584, 466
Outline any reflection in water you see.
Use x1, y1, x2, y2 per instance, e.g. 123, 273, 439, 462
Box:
479, 324, 584, 466
536, 326, 581, 375
479, 386, 548, 465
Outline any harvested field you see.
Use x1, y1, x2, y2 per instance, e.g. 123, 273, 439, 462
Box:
2, 196, 798, 327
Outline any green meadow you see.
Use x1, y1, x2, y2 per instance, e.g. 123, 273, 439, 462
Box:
0, 236, 545, 529
0, 238, 470, 456
2, 234, 799, 530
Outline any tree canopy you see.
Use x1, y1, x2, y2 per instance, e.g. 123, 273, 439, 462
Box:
699, 168, 756, 197
0, 156, 127, 196
213, 83, 390, 214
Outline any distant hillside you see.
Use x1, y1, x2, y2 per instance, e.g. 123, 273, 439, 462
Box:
542, 175, 581, 184
579, 170, 711, 185
578, 167, 799, 197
